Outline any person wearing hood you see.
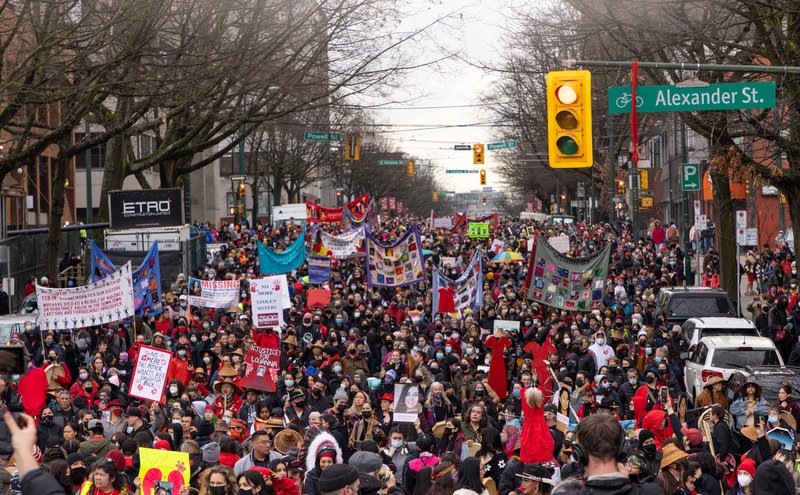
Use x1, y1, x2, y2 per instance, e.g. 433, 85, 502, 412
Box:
588, 330, 616, 370
752, 459, 796, 495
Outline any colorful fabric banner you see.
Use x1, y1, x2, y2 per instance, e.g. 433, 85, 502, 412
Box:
528, 241, 611, 311
306, 194, 370, 224
129, 345, 172, 402
365, 225, 426, 288
474, 213, 500, 229
250, 276, 287, 328
138, 447, 190, 495
311, 226, 366, 259
451, 211, 467, 232
432, 251, 482, 316
240, 342, 281, 392
258, 228, 307, 274
308, 257, 332, 284
89, 240, 163, 316
37, 262, 135, 330
188, 278, 240, 308
433, 216, 453, 229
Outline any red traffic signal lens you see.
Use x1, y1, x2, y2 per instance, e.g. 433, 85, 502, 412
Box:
555, 110, 578, 130
556, 136, 579, 155
555, 84, 579, 104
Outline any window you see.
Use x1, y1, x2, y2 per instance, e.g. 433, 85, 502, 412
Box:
711, 349, 781, 368
74, 133, 106, 169
667, 296, 735, 317
226, 192, 235, 209
650, 136, 662, 168
257, 192, 269, 215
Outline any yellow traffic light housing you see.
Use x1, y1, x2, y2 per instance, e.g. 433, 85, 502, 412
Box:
546, 70, 593, 168
407, 159, 416, 177
432, 191, 439, 202
479, 169, 486, 186
616, 179, 625, 196
473, 144, 484, 165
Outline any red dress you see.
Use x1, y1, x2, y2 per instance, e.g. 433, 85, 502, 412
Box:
484, 336, 511, 399
519, 387, 554, 464
437, 287, 456, 313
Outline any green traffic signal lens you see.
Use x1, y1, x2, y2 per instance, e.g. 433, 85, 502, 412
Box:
556, 136, 579, 155
555, 110, 578, 130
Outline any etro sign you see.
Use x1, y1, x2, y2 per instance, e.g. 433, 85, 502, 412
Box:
109, 189, 184, 229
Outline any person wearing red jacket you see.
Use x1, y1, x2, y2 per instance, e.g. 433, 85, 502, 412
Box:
166, 344, 194, 386
42, 349, 71, 391
386, 299, 405, 324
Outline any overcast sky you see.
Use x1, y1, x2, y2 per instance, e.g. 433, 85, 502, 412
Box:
371, 1, 514, 193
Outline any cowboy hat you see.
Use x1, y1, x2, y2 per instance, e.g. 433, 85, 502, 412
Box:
274, 429, 303, 454
660, 443, 689, 469
739, 379, 762, 397
213, 380, 242, 396
703, 375, 725, 387
282, 335, 298, 347
218, 362, 238, 378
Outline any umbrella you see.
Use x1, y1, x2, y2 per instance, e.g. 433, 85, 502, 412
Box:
491, 251, 526, 263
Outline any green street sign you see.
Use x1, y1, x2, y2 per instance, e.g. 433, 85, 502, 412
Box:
487, 140, 518, 151
441, 190, 455, 195
608, 82, 776, 114
468, 222, 489, 238
446, 169, 479, 174
681, 163, 701, 191
304, 131, 342, 141
378, 159, 405, 166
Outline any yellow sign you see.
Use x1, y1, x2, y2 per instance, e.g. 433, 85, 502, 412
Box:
138, 448, 190, 495
407, 159, 416, 177
641, 197, 653, 208
640, 170, 648, 189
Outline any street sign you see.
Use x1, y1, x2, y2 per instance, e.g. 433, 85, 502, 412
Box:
681, 163, 700, 191
378, 159, 405, 166
736, 210, 747, 228
641, 197, 653, 208
303, 131, 342, 141
737, 227, 747, 246
577, 182, 585, 198
468, 222, 489, 238
230, 174, 247, 182
608, 81, 776, 114
693, 200, 701, 216
486, 140, 518, 151
746, 228, 758, 245
446, 170, 479, 174
640, 170, 648, 189
454, 144, 472, 150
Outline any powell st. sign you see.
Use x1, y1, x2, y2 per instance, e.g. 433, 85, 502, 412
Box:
608, 81, 776, 114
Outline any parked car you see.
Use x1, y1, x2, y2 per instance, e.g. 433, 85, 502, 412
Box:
684, 336, 784, 402
654, 286, 737, 327
18, 292, 37, 314
0, 314, 38, 344
681, 317, 760, 358
723, 366, 800, 406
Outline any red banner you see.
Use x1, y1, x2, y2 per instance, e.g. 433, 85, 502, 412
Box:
474, 213, 499, 229
240, 343, 280, 392
451, 211, 467, 232
306, 194, 370, 224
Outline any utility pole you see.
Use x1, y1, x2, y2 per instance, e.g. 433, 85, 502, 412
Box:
629, 156, 639, 240
84, 121, 92, 224
682, 122, 692, 286
608, 114, 616, 227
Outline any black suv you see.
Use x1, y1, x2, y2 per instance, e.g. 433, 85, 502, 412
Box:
723, 366, 800, 405
653, 286, 737, 327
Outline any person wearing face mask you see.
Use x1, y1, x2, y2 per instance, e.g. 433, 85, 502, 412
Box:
284, 389, 311, 427
166, 344, 194, 387
165, 379, 185, 411
200, 465, 239, 495
588, 330, 615, 370
340, 343, 369, 376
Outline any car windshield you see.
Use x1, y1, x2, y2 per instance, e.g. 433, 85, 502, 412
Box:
667, 296, 734, 316
0, 322, 32, 343
711, 349, 781, 368
702, 327, 758, 337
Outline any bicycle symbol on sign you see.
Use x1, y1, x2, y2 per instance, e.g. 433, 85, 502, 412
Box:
615, 93, 644, 109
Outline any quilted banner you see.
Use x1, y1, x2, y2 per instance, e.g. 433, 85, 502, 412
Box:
365, 225, 426, 288
432, 251, 483, 316
89, 240, 163, 316
528, 240, 610, 311
258, 228, 307, 274
311, 225, 366, 259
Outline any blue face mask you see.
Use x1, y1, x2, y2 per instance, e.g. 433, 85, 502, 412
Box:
629, 378, 637, 385
333, 365, 342, 374
654, 356, 662, 364
436, 352, 444, 360
445, 346, 452, 353
512, 389, 521, 398
645, 348, 653, 356
391, 439, 403, 449
285, 379, 295, 388
126, 426, 134, 434
465, 348, 474, 355
769, 415, 779, 424
335, 319, 344, 326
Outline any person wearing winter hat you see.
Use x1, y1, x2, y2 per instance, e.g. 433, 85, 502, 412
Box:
752, 458, 795, 495
202, 442, 221, 464
317, 464, 360, 495
348, 451, 385, 495
731, 458, 756, 494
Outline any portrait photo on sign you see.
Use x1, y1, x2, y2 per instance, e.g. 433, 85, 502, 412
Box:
393, 383, 420, 422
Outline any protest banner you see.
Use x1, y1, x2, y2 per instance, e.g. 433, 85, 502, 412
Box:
308, 257, 332, 284
138, 447, 190, 495
432, 251, 482, 316
187, 278, 240, 308
129, 345, 172, 402
250, 276, 286, 328
365, 224, 426, 288
90, 240, 163, 316
490, 239, 505, 255
528, 241, 611, 311
307, 288, 332, 307
258, 228, 307, 274
493, 320, 521, 333
37, 262, 135, 330
468, 222, 489, 238
548, 235, 571, 254
433, 216, 453, 229
311, 226, 366, 259
240, 342, 281, 392
440, 256, 457, 268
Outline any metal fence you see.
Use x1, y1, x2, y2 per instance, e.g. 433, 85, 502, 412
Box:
0, 230, 83, 310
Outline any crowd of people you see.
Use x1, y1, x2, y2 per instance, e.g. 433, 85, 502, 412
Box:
3, 213, 800, 495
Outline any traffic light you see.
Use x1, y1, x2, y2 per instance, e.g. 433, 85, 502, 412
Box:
479, 169, 486, 185
473, 144, 484, 165
239, 182, 246, 196
432, 191, 439, 202
344, 134, 360, 161
406, 159, 416, 177
546, 70, 593, 168
616, 179, 625, 196
482, 196, 487, 206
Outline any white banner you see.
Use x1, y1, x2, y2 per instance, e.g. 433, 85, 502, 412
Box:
188, 278, 240, 308
37, 262, 135, 330
250, 276, 287, 328
433, 216, 453, 229
129, 345, 172, 402
548, 234, 570, 254
311, 226, 366, 259
490, 239, 505, 255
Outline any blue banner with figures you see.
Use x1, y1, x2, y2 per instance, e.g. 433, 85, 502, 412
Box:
258, 228, 307, 275
308, 257, 331, 284
89, 240, 163, 316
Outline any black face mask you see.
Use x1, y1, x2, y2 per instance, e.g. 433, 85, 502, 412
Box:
295, 401, 305, 408
210, 487, 227, 495
645, 375, 655, 384
70, 467, 86, 485
239, 490, 252, 495
641, 443, 657, 458
312, 389, 321, 397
